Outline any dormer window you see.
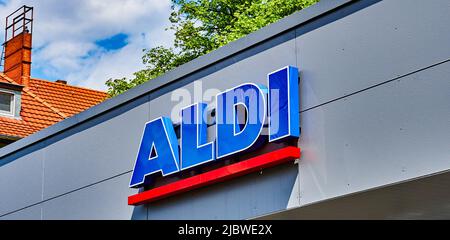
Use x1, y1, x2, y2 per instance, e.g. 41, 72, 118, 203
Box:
0, 90, 15, 117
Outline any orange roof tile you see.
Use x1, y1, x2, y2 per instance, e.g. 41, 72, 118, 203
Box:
0, 73, 108, 139
28, 78, 108, 117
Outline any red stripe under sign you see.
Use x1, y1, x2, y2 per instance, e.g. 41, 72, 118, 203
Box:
128, 146, 301, 206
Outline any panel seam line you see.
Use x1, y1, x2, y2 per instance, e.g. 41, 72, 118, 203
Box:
0, 170, 132, 218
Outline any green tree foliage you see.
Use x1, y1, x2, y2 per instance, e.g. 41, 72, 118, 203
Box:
106, 0, 319, 96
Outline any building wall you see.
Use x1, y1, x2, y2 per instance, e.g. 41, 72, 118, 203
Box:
1, 0, 449, 219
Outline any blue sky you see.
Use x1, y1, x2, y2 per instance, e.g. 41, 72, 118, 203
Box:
0, 0, 174, 90
96, 33, 129, 51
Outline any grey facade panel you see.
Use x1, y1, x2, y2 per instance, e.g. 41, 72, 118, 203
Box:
147, 163, 297, 220
298, 61, 450, 206
41, 172, 146, 220
258, 170, 450, 220
0, 204, 41, 220
0, 148, 43, 216
42, 97, 150, 199
297, 0, 450, 110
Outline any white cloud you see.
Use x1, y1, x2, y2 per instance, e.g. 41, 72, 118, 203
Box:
0, 0, 175, 90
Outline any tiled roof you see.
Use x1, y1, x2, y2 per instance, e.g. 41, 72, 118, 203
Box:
28, 78, 108, 117
0, 73, 108, 139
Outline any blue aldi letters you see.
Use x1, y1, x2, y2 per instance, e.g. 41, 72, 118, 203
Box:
180, 103, 215, 170
216, 83, 267, 159
130, 66, 300, 188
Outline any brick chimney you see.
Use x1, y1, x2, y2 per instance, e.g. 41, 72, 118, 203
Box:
3, 6, 33, 86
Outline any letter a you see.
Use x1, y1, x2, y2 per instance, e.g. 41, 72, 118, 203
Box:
129, 117, 179, 188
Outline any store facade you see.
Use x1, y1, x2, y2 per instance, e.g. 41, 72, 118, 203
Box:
0, 0, 449, 220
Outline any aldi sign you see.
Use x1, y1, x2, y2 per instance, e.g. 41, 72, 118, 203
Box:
128, 66, 301, 205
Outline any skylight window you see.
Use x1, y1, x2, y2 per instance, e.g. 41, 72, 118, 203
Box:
0, 90, 14, 117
